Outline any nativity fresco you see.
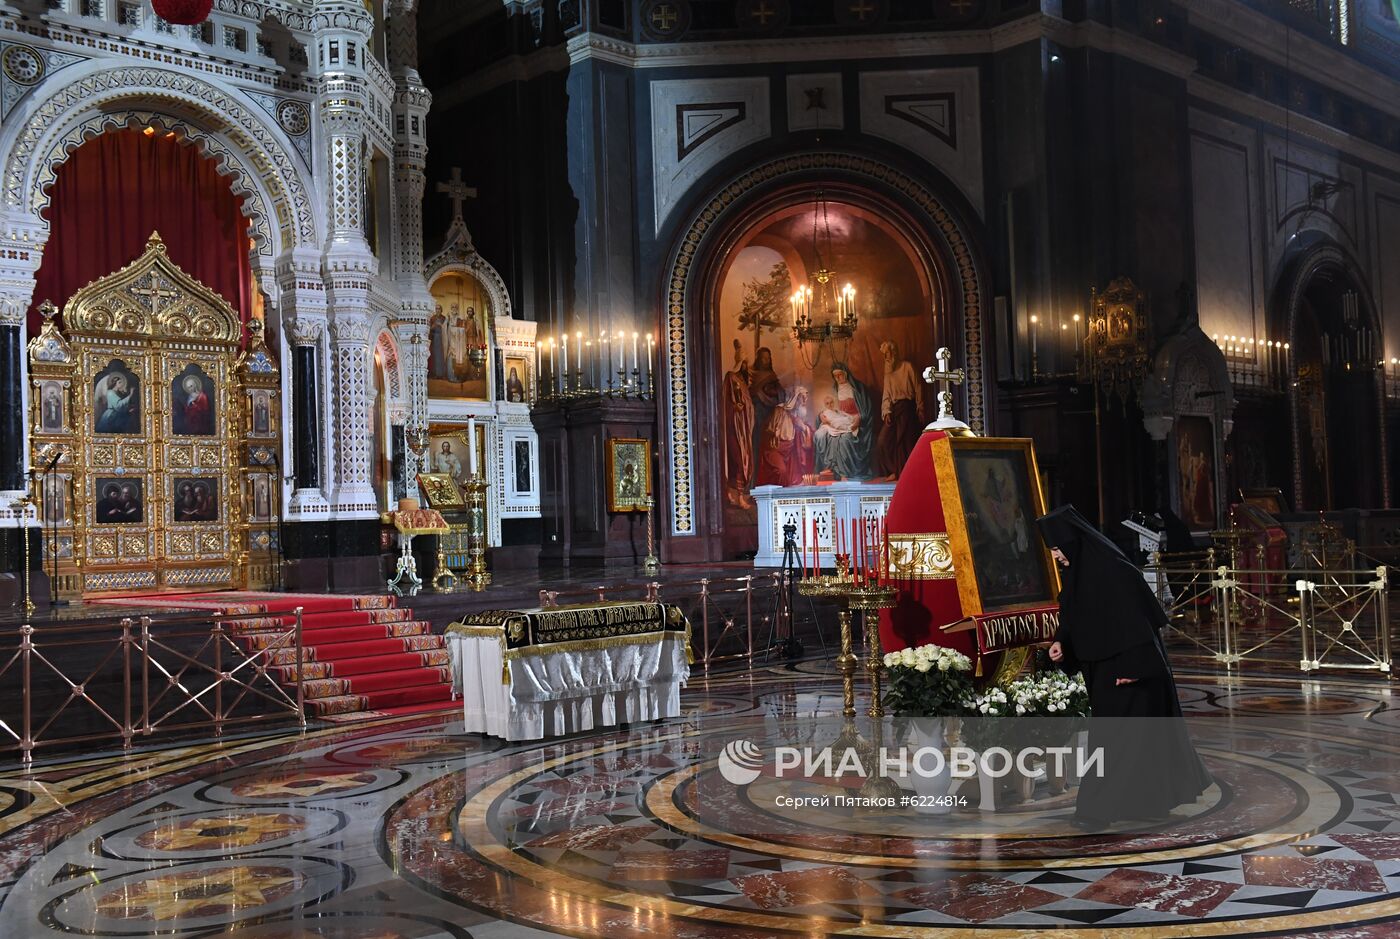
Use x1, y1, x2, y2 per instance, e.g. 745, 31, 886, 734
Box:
717, 203, 937, 527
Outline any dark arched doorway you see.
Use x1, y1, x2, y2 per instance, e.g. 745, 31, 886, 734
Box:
1286, 247, 1386, 510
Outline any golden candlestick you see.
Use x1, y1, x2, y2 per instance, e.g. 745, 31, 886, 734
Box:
836, 608, 859, 718
643, 496, 659, 575
464, 474, 491, 591
13, 496, 34, 614
848, 584, 899, 803
433, 538, 458, 592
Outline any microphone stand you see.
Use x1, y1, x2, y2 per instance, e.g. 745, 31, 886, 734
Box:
34, 452, 65, 607
270, 450, 286, 592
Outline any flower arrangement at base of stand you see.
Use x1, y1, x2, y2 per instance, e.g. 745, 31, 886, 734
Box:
965, 669, 1091, 752
881, 643, 975, 717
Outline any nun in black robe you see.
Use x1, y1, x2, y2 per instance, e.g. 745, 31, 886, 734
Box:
1036, 505, 1212, 828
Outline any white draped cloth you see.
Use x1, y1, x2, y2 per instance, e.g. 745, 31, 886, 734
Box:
448, 613, 690, 741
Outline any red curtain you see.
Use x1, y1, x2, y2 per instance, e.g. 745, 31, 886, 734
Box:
29, 129, 252, 333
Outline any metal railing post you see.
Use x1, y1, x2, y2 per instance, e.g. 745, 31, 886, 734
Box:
1376, 568, 1390, 674
121, 617, 133, 752
20, 623, 32, 766
700, 578, 710, 667
141, 616, 152, 735
1297, 579, 1313, 671
744, 575, 754, 660
295, 606, 306, 726
213, 615, 224, 733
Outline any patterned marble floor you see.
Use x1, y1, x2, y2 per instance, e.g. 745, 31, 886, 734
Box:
1, 664, 1398, 938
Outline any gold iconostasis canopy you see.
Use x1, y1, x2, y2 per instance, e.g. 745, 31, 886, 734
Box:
27, 232, 281, 595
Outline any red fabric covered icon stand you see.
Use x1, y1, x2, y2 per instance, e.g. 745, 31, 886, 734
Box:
879, 428, 974, 657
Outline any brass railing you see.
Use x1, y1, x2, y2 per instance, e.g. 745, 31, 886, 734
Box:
1146, 549, 1393, 675
0, 606, 304, 765
1299, 567, 1391, 675
538, 572, 793, 666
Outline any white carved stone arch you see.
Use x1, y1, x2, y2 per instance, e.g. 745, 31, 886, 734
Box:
373, 326, 407, 423
1, 64, 319, 256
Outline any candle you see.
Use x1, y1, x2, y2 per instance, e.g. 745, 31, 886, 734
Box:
561, 333, 569, 389
467, 417, 478, 476
574, 330, 582, 374
631, 331, 639, 373
585, 340, 594, 388
534, 340, 542, 397
647, 333, 656, 389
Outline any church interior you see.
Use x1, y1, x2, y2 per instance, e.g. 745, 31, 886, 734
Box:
0, 0, 1399, 936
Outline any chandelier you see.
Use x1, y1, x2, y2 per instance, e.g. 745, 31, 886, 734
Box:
790, 192, 857, 367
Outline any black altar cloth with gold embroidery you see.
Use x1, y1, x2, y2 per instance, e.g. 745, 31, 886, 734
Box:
447, 601, 690, 657
445, 601, 692, 741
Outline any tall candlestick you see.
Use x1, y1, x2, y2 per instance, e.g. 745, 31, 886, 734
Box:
647, 333, 656, 392
468, 417, 478, 476
561, 334, 569, 390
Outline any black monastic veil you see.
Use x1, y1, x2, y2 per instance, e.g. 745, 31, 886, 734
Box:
1035, 505, 1212, 827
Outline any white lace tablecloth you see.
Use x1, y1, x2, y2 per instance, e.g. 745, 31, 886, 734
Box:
447, 626, 690, 741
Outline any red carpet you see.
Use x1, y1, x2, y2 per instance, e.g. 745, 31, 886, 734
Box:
97, 591, 456, 720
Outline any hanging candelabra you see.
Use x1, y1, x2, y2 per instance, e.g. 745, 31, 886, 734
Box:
789, 192, 858, 369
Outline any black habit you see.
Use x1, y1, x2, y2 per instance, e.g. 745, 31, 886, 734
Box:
1036, 505, 1212, 826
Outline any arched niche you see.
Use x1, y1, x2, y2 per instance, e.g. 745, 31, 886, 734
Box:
1141, 327, 1235, 531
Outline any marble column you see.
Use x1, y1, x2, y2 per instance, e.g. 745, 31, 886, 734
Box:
289, 321, 325, 493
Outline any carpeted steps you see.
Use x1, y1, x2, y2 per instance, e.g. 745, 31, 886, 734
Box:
180, 593, 455, 720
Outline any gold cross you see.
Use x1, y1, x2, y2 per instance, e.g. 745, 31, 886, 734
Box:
651, 3, 678, 30
922, 346, 965, 425
436, 167, 478, 221
131, 277, 180, 318
948, 0, 973, 13
749, 0, 776, 25
849, 0, 876, 20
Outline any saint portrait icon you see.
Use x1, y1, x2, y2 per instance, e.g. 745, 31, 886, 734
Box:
95, 478, 143, 524
171, 365, 216, 436
39, 381, 65, 433
252, 390, 271, 435
93, 363, 141, 435
173, 478, 219, 523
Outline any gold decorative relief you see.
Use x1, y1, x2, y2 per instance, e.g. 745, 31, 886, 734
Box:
887, 533, 957, 580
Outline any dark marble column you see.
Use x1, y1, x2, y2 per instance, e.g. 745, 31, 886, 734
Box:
294, 345, 321, 491
0, 325, 23, 492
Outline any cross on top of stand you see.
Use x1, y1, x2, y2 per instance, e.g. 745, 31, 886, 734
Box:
436, 167, 477, 221
922, 346, 965, 425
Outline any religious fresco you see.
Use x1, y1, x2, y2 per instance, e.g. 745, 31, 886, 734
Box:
717, 201, 937, 523
1176, 415, 1218, 530
427, 271, 490, 400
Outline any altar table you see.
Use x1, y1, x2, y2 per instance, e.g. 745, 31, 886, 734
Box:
446, 601, 692, 741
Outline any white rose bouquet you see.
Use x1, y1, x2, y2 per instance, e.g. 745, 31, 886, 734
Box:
881, 643, 975, 717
